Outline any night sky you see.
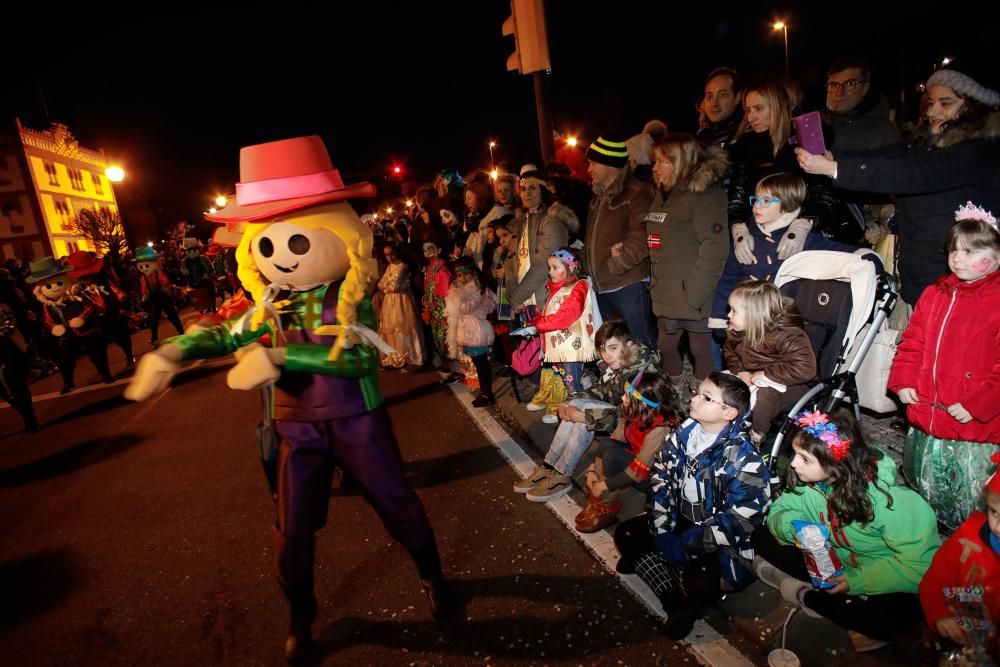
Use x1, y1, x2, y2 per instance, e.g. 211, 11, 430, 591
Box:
4, 1, 995, 236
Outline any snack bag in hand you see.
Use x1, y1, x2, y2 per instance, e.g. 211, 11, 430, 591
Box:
792, 519, 844, 589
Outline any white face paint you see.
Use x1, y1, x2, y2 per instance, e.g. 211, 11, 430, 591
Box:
251, 220, 348, 290
440, 209, 458, 227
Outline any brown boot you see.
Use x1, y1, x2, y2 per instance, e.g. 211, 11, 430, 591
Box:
575, 497, 622, 533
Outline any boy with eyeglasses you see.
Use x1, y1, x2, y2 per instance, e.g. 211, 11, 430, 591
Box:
709, 172, 880, 331
613, 371, 771, 639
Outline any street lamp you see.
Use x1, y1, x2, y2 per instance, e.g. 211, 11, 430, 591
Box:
488, 141, 497, 171
105, 165, 125, 183
773, 22, 789, 76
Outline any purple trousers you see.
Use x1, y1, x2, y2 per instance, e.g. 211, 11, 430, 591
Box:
272, 406, 442, 608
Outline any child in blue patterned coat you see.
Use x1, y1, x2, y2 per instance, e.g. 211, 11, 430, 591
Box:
613, 371, 771, 640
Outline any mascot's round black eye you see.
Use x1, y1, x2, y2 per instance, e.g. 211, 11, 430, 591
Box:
289, 234, 310, 256
258, 236, 274, 258
56, 281, 63, 287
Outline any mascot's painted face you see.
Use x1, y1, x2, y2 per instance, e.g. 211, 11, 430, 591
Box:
251, 220, 348, 289
185, 247, 201, 259
136, 260, 159, 276
37, 275, 73, 300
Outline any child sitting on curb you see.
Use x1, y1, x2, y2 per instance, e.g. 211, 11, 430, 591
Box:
752, 409, 940, 654
513, 319, 661, 502
574, 370, 684, 533
613, 372, 771, 640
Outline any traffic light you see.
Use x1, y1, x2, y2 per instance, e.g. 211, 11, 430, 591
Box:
502, 0, 551, 75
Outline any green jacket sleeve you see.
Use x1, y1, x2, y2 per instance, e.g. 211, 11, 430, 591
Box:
842, 490, 941, 595
765, 489, 809, 546
171, 321, 270, 360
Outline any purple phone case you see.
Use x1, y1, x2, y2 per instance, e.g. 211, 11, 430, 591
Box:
793, 112, 826, 155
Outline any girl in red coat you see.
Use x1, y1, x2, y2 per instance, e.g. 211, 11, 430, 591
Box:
890, 203, 1000, 529
919, 451, 1000, 663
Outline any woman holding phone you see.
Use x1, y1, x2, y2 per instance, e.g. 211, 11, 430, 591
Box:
796, 67, 1000, 306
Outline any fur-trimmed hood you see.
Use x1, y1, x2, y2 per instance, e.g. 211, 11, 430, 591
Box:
931, 108, 1000, 149
684, 146, 730, 194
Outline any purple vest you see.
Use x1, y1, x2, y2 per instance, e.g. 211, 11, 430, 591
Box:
273, 282, 368, 422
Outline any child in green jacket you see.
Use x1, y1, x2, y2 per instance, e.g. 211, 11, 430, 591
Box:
751, 409, 941, 654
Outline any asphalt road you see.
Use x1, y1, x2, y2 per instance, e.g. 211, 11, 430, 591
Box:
0, 348, 699, 666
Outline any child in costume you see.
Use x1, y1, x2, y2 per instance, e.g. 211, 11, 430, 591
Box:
377, 243, 424, 370
890, 203, 1000, 529
752, 409, 940, 654
445, 257, 497, 407
920, 451, 1000, 663
519, 248, 600, 423
575, 370, 684, 533
514, 319, 661, 502
27, 256, 112, 394
421, 237, 453, 376
126, 136, 449, 663
133, 246, 184, 345
614, 372, 769, 640
724, 279, 817, 445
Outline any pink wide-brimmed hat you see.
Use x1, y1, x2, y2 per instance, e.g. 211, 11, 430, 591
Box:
205, 135, 376, 223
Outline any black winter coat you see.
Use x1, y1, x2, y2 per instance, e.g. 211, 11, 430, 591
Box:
834, 111, 1000, 304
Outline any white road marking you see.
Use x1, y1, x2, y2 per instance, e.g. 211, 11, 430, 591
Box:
447, 381, 755, 667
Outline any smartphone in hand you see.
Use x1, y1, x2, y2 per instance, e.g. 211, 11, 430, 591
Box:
792, 111, 826, 156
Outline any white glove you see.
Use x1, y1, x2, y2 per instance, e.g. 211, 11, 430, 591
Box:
227, 345, 282, 391
731, 223, 756, 265
511, 326, 538, 337
777, 218, 813, 260
124, 353, 180, 401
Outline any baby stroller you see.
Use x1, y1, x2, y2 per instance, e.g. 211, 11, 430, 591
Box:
766, 251, 898, 479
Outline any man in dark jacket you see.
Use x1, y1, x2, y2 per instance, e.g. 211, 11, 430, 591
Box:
697, 68, 743, 149
583, 136, 656, 346
825, 58, 900, 151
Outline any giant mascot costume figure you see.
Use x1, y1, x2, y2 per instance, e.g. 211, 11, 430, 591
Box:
125, 136, 450, 663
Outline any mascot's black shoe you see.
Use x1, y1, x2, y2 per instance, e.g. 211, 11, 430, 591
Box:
421, 577, 455, 621
284, 597, 316, 664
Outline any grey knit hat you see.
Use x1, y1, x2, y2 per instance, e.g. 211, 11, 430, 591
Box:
926, 69, 1000, 107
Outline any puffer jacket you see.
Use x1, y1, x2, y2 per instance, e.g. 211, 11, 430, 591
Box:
445, 280, 497, 358
647, 413, 772, 590
834, 111, 1000, 304
723, 310, 817, 386
584, 170, 655, 292
767, 453, 940, 595
646, 147, 730, 321
888, 270, 1000, 443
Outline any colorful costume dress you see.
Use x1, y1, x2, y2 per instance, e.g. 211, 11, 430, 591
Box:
422, 258, 451, 363
167, 280, 443, 611
377, 262, 424, 368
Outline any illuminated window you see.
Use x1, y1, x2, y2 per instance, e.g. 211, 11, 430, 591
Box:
91, 172, 103, 194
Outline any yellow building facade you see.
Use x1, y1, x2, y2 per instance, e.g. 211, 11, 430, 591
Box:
0, 118, 119, 262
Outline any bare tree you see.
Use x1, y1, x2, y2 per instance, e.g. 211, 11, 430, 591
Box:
64, 207, 129, 262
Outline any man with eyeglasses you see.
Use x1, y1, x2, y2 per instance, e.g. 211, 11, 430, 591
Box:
825, 57, 899, 152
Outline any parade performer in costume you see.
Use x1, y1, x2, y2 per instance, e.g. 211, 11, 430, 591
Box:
180, 237, 217, 313
133, 246, 184, 345
27, 256, 112, 394
66, 251, 135, 371
125, 136, 450, 663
